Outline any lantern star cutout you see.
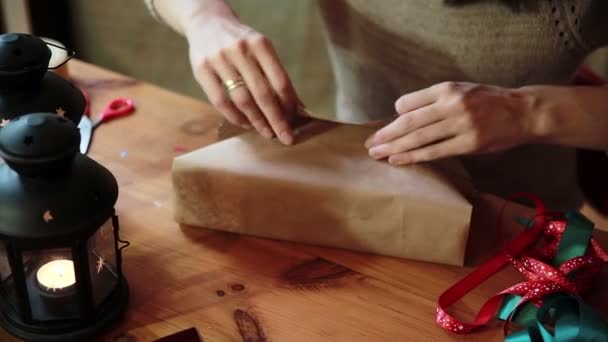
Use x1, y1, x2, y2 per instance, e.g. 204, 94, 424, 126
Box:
55, 107, 66, 117
96, 256, 105, 274
43, 209, 54, 223
0, 118, 9, 127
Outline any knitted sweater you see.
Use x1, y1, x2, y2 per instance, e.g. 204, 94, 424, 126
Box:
317, 0, 608, 209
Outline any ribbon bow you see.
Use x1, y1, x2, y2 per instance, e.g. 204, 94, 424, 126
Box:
437, 193, 608, 341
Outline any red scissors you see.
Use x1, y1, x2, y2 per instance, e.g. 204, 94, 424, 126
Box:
78, 96, 135, 154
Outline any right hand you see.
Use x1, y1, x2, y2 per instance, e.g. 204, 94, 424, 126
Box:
186, 14, 300, 145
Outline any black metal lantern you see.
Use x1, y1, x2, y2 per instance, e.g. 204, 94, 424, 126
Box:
0, 113, 129, 341
0, 33, 85, 125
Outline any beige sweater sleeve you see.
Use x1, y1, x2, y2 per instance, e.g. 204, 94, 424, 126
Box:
143, 0, 163, 23
142, 0, 186, 35
142, 0, 238, 36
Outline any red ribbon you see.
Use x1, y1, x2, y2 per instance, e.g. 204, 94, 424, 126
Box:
436, 193, 608, 335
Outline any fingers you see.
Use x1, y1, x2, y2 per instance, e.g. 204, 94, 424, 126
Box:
211, 52, 275, 139
368, 118, 458, 160
365, 105, 443, 148
229, 35, 294, 144
367, 81, 513, 165
250, 36, 300, 113
386, 135, 471, 165
394, 82, 464, 115
193, 62, 250, 128
394, 86, 439, 115
199, 33, 294, 145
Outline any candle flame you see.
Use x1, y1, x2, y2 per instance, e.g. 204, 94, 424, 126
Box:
36, 259, 76, 292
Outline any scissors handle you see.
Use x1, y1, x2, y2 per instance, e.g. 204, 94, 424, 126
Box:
98, 97, 135, 123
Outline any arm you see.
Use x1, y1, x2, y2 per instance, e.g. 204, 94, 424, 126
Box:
145, 0, 299, 145
365, 82, 608, 165
524, 85, 608, 150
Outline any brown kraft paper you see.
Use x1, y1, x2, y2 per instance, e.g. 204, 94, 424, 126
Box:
172, 122, 475, 266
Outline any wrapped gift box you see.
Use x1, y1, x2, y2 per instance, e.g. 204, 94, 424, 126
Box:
172, 122, 474, 266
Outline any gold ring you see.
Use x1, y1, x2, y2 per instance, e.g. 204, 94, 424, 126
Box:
224, 79, 246, 92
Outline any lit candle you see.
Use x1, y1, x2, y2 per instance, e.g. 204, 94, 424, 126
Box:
36, 259, 76, 293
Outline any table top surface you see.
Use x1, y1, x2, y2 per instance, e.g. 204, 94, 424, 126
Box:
3, 60, 607, 342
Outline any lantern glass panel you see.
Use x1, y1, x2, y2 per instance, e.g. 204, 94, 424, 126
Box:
87, 218, 118, 307
0, 242, 18, 313
0, 242, 10, 280
22, 248, 79, 321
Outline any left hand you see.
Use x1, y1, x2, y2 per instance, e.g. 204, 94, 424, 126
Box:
365, 81, 539, 165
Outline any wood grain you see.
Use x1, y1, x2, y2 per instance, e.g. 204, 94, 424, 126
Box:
1, 60, 607, 342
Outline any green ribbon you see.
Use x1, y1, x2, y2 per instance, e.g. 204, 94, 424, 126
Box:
498, 294, 538, 327
505, 295, 608, 342
554, 212, 594, 266
499, 211, 608, 341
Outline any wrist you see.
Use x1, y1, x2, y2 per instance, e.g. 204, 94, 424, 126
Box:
515, 85, 568, 144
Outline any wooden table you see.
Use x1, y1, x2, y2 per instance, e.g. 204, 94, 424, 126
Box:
4, 60, 607, 341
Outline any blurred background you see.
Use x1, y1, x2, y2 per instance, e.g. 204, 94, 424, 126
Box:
0, 0, 336, 115
2, 0, 607, 116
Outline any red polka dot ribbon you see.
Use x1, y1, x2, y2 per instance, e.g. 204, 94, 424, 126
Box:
436, 193, 608, 336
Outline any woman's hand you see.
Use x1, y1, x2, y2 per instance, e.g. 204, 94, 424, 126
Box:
365, 82, 542, 165
186, 15, 299, 145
